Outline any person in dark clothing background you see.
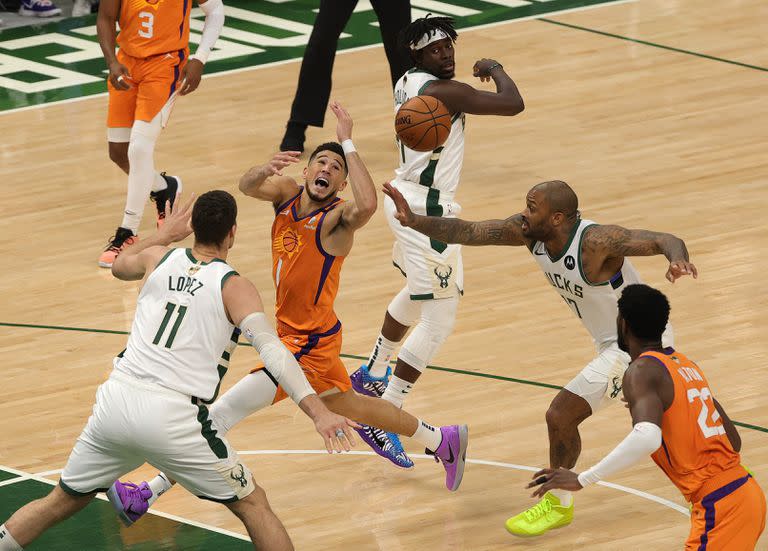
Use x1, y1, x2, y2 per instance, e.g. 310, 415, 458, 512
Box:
280, 0, 412, 153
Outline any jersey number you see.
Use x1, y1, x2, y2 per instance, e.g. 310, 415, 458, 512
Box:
560, 296, 582, 319
138, 11, 154, 39
153, 302, 187, 349
687, 387, 726, 439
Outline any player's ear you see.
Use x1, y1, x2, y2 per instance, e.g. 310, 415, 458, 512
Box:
302, 166, 308, 181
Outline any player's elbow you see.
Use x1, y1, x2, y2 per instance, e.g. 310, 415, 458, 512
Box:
505, 95, 525, 116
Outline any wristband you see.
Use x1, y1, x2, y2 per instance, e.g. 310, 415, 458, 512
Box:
487, 63, 503, 72
341, 139, 356, 154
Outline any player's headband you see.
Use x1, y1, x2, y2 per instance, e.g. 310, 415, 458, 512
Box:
411, 29, 449, 51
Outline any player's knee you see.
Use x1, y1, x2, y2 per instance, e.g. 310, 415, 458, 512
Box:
545, 403, 569, 431
234, 481, 270, 514
49, 485, 94, 518
127, 136, 154, 163
108, 143, 129, 170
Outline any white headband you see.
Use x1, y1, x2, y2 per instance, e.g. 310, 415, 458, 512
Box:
411, 29, 449, 51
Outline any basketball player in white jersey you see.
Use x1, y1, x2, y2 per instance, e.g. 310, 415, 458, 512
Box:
0, 191, 356, 551
351, 14, 525, 464
381, 180, 697, 536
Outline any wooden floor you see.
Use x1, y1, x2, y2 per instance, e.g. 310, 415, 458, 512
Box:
2, 0, 767, 548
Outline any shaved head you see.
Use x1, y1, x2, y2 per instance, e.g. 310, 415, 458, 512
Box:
531, 180, 579, 220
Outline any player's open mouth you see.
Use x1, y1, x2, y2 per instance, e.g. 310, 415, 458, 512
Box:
315, 177, 330, 188
443, 63, 454, 72
521, 219, 529, 231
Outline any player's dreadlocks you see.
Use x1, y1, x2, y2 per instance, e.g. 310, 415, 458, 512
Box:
399, 14, 458, 54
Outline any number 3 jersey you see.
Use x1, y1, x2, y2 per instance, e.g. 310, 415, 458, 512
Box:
114, 248, 240, 402
642, 349, 743, 503
531, 219, 643, 351
117, 0, 192, 59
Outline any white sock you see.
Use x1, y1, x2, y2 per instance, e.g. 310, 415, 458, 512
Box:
550, 489, 572, 507
151, 172, 167, 192
411, 419, 442, 452
147, 472, 173, 507
120, 118, 162, 233
381, 375, 412, 408
0, 524, 23, 551
367, 334, 398, 377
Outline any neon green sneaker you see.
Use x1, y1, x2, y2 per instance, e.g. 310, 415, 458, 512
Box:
504, 492, 574, 537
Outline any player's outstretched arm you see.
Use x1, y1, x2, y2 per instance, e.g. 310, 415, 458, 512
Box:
97, 0, 131, 91
223, 277, 360, 454
112, 195, 195, 281
425, 59, 524, 116
584, 225, 698, 283
239, 152, 302, 209
527, 361, 667, 496
331, 101, 377, 231
383, 183, 531, 247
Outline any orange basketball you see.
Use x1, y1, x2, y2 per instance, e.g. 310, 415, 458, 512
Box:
395, 95, 451, 152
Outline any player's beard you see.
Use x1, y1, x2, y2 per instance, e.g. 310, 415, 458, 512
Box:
306, 185, 337, 203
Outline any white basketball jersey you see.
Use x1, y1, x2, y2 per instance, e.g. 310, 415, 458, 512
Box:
393, 68, 465, 197
115, 248, 240, 401
531, 220, 643, 350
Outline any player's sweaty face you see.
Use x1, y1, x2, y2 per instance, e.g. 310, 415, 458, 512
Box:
520, 191, 550, 239
306, 152, 346, 202
419, 38, 455, 79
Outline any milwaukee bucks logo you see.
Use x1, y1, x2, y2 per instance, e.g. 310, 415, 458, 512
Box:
434, 266, 452, 289
610, 376, 622, 399
230, 464, 248, 488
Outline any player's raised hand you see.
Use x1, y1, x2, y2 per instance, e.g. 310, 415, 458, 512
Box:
383, 183, 416, 227
330, 101, 353, 142
527, 467, 583, 498
264, 151, 301, 176
158, 193, 195, 243
312, 410, 360, 454
473, 58, 503, 83
108, 61, 133, 91
666, 260, 698, 283
179, 58, 204, 96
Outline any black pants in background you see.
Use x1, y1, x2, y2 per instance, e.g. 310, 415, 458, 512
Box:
287, 0, 412, 128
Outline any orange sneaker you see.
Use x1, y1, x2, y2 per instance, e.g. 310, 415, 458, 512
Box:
98, 227, 138, 268
150, 174, 182, 228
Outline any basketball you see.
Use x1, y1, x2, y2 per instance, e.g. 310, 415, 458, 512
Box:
395, 95, 451, 152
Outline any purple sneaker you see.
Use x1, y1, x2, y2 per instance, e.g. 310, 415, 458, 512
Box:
355, 424, 414, 468
428, 424, 469, 491
19, 0, 62, 17
106, 480, 152, 527
350, 364, 390, 397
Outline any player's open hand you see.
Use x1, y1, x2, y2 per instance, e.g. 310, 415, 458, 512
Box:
383, 183, 416, 227
330, 101, 353, 142
313, 410, 360, 454
109, 61, 133, 91
157, 193, 195, 243
179, 59, 204, 96
666, 260, 698, 283
527, 467, 583, 498
264, 151, 301, 176
473, 58, 503, 82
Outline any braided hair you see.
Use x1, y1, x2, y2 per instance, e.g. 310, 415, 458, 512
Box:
399, 14, 458, 60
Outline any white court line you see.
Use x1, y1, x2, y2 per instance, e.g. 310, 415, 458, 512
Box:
0, 464, 251, 542
238, 450, 691, 516
0, 0, 636, 117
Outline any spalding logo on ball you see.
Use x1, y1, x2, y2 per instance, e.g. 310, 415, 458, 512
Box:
395, 95, 451, 152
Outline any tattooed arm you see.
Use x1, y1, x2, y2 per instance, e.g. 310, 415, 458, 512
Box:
583, 225, 698, 283
382, 183, 531, 247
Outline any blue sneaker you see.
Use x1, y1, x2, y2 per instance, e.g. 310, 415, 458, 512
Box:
350, 364, 390, 398
355, 424, 413, 468
19, 0, 62, 17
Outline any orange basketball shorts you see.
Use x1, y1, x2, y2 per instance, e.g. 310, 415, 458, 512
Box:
686, 475, 766, 550
107, 48, 188, 129
252, 320, 351, 403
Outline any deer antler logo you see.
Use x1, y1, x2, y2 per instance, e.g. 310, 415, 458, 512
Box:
434, 266, 452, 288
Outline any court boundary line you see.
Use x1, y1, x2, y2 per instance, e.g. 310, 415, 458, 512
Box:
240, 450, 690, 515
2, 320, 766, 434
1, 0, 638, 117
0, 464, 251, 542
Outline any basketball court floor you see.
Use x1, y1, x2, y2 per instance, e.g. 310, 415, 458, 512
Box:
1, 0, 766, 548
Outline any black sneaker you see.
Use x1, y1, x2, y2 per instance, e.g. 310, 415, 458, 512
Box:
98, 227, 137, 268
279, 122, 307, 153
150, 173, 183, 227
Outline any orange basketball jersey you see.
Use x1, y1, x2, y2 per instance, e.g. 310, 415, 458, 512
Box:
117, 0, 192, 59
644, 348, 745, 503
271, 190, 345, 335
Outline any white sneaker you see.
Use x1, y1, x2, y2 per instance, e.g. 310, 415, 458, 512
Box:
19, 0, 62, 17
71, 0, 91, 17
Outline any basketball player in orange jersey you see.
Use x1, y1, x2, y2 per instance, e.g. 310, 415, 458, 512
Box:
95, 0, 224, 268
529, 284, 766, 550
109, 103, 470, 523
